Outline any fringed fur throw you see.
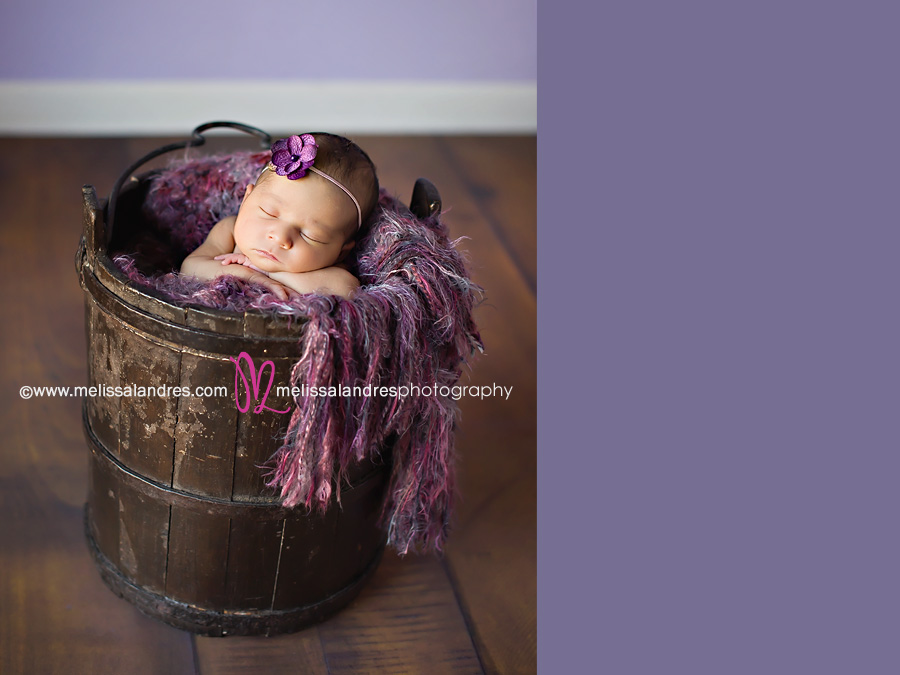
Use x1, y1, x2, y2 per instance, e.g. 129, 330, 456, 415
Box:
115, 152, 483, 554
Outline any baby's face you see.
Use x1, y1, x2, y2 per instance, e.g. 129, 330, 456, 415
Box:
232, 171, 357, 274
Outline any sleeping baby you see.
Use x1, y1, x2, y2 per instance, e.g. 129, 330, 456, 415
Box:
181, 133, 379, 300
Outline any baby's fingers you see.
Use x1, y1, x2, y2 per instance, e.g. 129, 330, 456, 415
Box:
275, 284, 303, 302
260, 279, 290, 301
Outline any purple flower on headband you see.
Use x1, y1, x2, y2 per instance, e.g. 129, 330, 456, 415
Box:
270, 134, 318, 179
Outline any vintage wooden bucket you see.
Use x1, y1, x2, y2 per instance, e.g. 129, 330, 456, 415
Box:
75, 123, 441, 636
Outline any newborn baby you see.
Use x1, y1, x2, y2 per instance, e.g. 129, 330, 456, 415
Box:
181, 133, 379, 300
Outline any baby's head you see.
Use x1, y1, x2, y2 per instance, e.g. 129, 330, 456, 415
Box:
233, 132, 379, 275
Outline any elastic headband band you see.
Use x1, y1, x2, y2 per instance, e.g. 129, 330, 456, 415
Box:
260, 163, 362, 230
265, 133, 364, 230
308, 166, 362, 230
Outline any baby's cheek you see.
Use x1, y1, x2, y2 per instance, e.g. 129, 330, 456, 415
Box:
232, 217, 257, 251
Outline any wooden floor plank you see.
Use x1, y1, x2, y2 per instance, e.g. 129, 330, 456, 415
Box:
442, 446, 538, 675
195, 554, 483, 675
195, 627, 330, 674
315, 554, 483, 674
435, 136, 537, 292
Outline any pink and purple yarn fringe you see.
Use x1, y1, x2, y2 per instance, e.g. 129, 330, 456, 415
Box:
114, 152, 483, 554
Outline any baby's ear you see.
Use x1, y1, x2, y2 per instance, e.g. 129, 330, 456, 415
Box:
337, 238, 356, 261
241, 183, 255, 202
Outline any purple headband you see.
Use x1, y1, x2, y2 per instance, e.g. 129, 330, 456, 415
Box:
264, 134, 362, 229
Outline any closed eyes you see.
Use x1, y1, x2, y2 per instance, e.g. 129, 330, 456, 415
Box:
301, 231, 326, 244
261, 207, 326, 244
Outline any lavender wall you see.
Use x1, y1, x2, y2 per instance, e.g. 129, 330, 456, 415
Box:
0, 0, 535, 80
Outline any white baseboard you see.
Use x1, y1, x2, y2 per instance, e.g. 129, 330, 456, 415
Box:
0, 80, 536, 136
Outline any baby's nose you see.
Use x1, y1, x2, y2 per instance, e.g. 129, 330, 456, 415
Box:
268, 228, 292, 249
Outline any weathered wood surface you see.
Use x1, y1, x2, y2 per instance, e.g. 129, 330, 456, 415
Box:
0, 135, 536, 673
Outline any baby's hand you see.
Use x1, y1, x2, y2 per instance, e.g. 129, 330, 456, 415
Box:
246, 272, 302, 302
216, 253, 267, 275
214, 253, 251, 266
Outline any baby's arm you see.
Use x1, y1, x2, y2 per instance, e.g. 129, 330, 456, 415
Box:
202, 247, 357, 298
180, 217, 297, 300
268, 266, 360, 299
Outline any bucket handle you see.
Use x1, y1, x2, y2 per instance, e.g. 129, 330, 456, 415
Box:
105, 121, 273, 245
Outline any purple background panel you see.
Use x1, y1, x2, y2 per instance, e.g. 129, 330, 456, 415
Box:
541, 1, 900, 672
0, 0, 535, 80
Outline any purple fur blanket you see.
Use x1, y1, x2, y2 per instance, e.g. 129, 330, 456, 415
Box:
115, 151, 483, 554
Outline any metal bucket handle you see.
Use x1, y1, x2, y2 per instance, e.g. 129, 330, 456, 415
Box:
105, 121, 273, 244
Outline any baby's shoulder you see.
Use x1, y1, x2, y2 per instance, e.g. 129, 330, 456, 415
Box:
210, 215, 237, 233
204, 215, 237, 243
187, 215, 238, 256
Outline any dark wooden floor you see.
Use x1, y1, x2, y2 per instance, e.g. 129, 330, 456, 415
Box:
0, 135, 536, 674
